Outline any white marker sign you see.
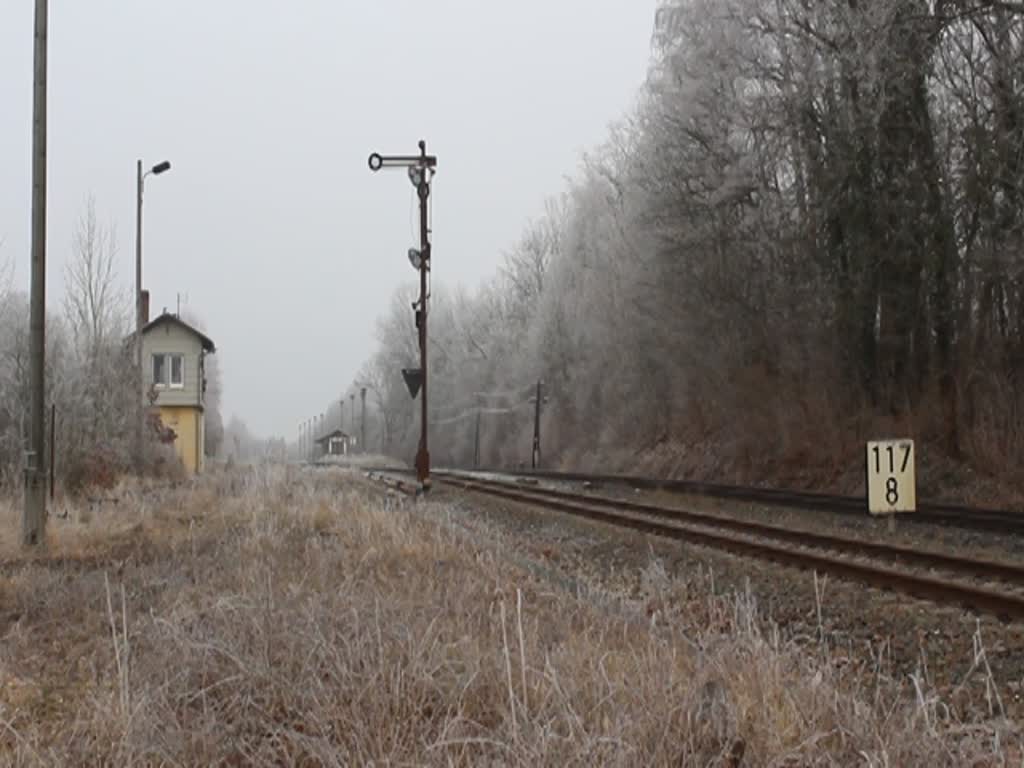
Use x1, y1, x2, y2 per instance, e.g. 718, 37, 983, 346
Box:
866, 439, 916, 515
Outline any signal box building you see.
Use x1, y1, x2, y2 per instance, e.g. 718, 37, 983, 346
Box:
140, 310, 216, 474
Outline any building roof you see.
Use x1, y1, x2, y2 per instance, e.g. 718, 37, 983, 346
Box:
314, 429, 350, 444
141, 313, 216, 352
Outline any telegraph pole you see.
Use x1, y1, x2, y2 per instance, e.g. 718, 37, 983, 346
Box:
318, 412, 325, 460
23, 0, 49, 547
532, 380, 545, 470
135, 159, 143, 470
49, 403, 55, 501
368, 141, 437, 489
350, 393, 356, 448
474, 407, 482, 469
360, 387, 367, 455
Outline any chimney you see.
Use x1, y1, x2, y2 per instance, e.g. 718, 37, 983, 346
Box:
141, 290, 150, 325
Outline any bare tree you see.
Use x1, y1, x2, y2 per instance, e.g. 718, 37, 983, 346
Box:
63, 196, 127, 358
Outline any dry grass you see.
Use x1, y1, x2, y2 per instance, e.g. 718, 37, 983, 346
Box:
0, 467, 1018, 765
314, 453, 408, 471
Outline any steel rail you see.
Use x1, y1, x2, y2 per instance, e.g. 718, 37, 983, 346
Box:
437, 472, 1024, 585
457, 467, 1024, 536
433, 474, 1024, 622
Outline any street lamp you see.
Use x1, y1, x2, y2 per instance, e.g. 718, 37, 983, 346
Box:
135, 158, 172, 468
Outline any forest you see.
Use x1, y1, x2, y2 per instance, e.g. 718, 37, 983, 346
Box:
351, 0, 1024, 491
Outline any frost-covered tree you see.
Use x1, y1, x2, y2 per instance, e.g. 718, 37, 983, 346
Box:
346, 0, 1024, 483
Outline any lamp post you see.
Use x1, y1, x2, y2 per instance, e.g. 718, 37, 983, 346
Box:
135, 159, 172, 469
368, 140, 437, 489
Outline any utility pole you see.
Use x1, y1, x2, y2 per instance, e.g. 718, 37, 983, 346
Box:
135, 160, 143, 469
532, 380, 545, 470
360, 387, 367, 455
49, 403, 55, 501
339, 398, 347, 455
350, 393, 356, 449
368, 141, 437, 489
24, 0, 48, 547
474, 407, 482, 469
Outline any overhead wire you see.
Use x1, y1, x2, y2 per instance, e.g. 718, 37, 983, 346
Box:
472, 382, 537, 400
430, 399, 534, 427
430, 383, 536, 416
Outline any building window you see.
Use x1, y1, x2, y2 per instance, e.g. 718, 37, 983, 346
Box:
152, 354, 185, 389
170, 355, 184, 388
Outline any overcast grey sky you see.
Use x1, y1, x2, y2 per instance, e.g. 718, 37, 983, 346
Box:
1, 1, 657, 439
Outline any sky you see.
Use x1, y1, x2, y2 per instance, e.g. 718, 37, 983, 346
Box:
0, 1, 658, 440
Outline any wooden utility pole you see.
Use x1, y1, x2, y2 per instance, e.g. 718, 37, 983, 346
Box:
135, 160, 144, 469
532, 380, 545, 470
360, 387, 367, 455
23, 0, 48, 547
318, 412, 325, 459
49, 404, 55, 501
474, 407, 482, 469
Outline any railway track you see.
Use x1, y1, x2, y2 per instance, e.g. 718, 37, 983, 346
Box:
360, 464, 1024, 535
454, 467, 1024, 536
367, 469, 1024, 622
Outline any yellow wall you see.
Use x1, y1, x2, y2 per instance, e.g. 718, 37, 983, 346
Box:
158, 406, 204, 474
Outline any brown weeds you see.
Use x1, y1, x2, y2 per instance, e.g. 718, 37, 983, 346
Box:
0, 467, 1017, 765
